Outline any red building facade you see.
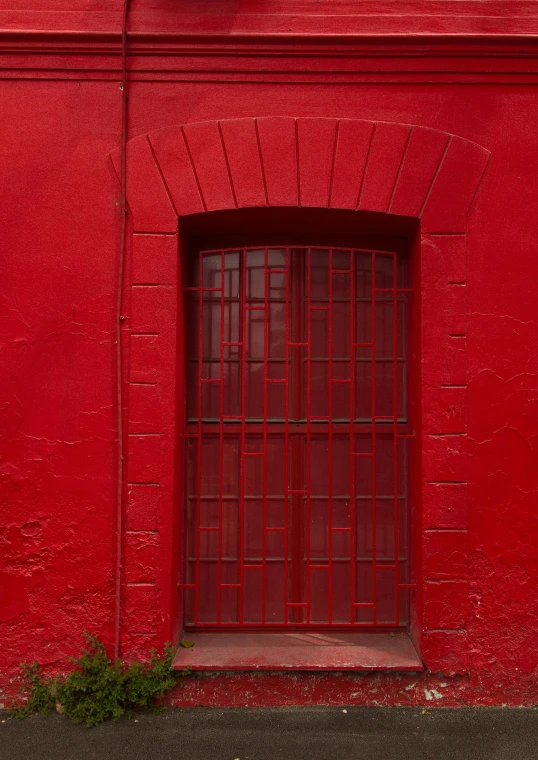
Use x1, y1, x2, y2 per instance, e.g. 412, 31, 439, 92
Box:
1, 1, 538, 707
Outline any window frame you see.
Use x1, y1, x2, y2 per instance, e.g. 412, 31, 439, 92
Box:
181, 234, 413, 631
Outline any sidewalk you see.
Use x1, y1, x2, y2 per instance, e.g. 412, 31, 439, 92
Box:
2, 707, 537, 760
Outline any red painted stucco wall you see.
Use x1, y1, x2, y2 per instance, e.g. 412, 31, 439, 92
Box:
1, 1, 538, 707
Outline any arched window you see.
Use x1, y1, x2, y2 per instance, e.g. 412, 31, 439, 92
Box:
183, 239, 411, 628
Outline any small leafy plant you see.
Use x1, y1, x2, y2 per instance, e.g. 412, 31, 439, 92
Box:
11, 632, 185, 726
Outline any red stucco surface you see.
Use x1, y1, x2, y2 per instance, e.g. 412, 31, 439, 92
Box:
1, 1, 538, 707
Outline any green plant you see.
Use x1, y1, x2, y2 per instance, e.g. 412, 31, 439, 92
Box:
11, 632, 186, 726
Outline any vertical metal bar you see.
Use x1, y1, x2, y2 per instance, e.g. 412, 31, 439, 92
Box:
371, 251, 377, 624
290, 250, 304, 624
349, 249, 357, 623
238, 248, 247, 624
262, 247, 269, 624
194, 251, 203, 625
393, 253, 400, 625
217, 250, 225, 624
284, 247, 290, 623
305, 248, 312, 624
328, 248, 334, 624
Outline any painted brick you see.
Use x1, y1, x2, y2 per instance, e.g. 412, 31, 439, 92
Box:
257, 117, 298, 206
424, 581, 469, 629
390, 127, 449, 217
422, 482, 468, 530
123, 584, 163, 630
121, 632, 159, 661
429, 234, 467, 284
446, 284, 467, 336
132, 234, 177, 285
121, 136, 176, 233
297, 118, 337, 208
423, 434, 467, 483
130, 285, 175, 334
424, 531, 468, 580
422, 136, 490, 233
126, 484, 160, 532
423, 385, 467, 434
330, 119, 374, 209
359, 122, 410, 213
127, 434, 164, 483
149, 127, 205, 217
129, 334, 160, 384
128, 383, 163, 434
183, 121, 236, 211
421, 630, 469, 675
423, 331, 467, 387
220, 119, 266, 208
125, 532, 160, 583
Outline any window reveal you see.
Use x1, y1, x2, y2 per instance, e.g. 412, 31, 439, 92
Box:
182, 246, 412, 628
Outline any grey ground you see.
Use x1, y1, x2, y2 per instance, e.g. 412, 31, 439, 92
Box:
1, 707, 537, 760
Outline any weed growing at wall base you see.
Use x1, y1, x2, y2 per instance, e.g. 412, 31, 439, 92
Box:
10, 632, 187, 726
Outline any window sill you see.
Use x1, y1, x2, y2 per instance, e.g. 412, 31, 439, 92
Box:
173, 632, 422, 672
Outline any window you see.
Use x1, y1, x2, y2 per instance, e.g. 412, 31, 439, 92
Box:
182, 243, 411, 629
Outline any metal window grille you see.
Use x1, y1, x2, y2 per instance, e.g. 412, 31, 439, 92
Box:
181, 246, 412, 628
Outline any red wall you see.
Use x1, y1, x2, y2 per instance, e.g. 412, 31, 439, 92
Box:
1, 1, 538, 707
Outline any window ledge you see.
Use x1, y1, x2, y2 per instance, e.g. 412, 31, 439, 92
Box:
173, 632, 423, 672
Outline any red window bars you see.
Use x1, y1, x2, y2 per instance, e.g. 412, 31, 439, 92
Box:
182, 246, 412, 629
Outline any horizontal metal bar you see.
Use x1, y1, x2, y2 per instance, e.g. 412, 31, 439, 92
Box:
187, 557, 408, 564
188, 495, 408, 503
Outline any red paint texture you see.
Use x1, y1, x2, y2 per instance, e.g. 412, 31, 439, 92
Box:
1, 2, 538, 708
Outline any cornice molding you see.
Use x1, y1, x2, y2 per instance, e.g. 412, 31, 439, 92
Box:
2, 31, 538, 59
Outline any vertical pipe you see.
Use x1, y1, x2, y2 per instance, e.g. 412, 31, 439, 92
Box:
114, 0, 131, 662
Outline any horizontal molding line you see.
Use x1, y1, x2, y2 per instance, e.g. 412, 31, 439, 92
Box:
4, 75, 538, 88
3, 31, 538, 49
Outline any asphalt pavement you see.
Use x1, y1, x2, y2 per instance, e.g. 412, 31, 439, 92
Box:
1, 707, 537, 760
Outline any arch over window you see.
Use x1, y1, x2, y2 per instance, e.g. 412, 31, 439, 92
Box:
112, 118, 489, 671
112, 117, 489, 234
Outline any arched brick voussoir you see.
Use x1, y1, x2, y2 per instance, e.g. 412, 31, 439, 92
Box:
115, 118, 489, 234
148, 126, 205, 218
111, 134, 177, 233
421, 134, 490, 234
